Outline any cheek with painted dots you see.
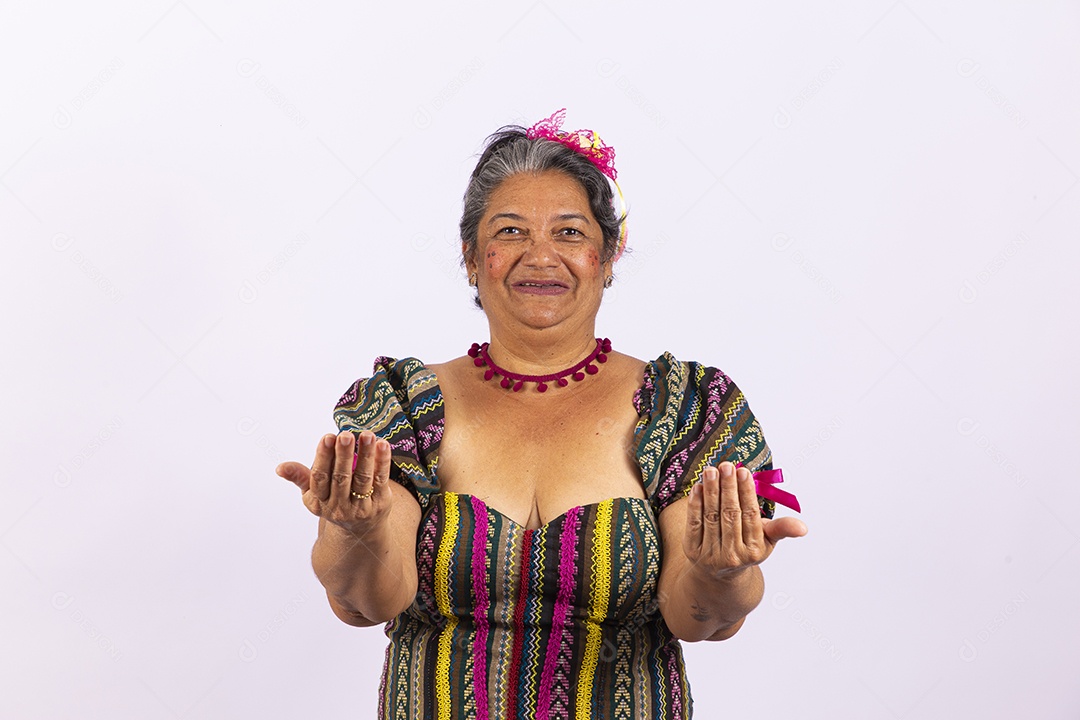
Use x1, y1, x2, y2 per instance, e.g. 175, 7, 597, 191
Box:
483, 247, 517, 278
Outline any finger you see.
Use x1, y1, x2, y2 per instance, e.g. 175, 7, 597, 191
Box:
718, 461, 742, 554
737, 466, 764, 550
702, 465, 723, 548
351, 431, 377, 500
276, 461, 312, 494
763, 517, 809, 545
310, 434, 337, 502
684, 480, 704, 557
370, 438, 393, 501
330, 431, 356, 503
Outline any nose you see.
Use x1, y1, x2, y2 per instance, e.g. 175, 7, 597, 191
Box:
521, 236, 559, 267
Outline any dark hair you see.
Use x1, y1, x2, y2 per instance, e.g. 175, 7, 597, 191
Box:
459, 127, 626, 306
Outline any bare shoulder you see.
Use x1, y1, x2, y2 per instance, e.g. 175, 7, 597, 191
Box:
424, 355, 474, 398
607, 350, 647, 371
424, 356, 471, 375
603, 350, 648, 387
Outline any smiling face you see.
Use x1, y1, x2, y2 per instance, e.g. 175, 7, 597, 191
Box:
465, 170, 612, 335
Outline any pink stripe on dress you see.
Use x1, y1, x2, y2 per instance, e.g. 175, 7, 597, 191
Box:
666, 647, 684, 718
535, 507, 582, 719
470, 496, 491, 720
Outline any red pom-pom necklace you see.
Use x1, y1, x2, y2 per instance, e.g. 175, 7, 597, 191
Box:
468, 338, 612, 392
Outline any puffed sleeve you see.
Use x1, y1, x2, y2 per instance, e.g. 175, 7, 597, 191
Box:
332, 356, 443, 509
632, 352, 776, 518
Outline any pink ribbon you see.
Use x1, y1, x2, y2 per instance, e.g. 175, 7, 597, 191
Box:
738, 464, 801, 513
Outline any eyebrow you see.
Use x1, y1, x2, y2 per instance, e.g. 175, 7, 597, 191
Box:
486, 212, 592, 225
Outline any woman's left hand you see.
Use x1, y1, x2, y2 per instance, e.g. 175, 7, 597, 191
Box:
683, 461, 807, 579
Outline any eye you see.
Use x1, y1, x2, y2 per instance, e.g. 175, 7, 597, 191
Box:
558, 227, 584, 238
496, 226, 522, 236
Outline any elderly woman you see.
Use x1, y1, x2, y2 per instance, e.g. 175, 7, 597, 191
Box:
277, 110, 805, 719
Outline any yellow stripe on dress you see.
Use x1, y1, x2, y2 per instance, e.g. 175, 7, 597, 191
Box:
434, 491, 460, 720
576, 499, 613, 718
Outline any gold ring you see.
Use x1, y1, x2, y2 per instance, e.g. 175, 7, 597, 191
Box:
350, 489, 373, 501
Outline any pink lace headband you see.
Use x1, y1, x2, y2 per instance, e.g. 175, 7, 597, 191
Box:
525, 109, 628, 262
526, 108, 618, 181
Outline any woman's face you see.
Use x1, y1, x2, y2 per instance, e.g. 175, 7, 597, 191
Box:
466, 170, 611, 334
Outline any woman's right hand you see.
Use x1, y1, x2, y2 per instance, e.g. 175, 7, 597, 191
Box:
276, 430, 394, 536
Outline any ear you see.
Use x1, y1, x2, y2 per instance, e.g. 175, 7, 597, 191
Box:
462, 241, 476, 275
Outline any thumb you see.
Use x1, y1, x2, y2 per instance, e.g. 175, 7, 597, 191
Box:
762, 517, 808, 544
276, 461, 311, 493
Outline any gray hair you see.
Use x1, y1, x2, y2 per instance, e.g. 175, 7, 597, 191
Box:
459, 127, 626, 295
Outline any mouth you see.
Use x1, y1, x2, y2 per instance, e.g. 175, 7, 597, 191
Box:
512, 280, 570, 295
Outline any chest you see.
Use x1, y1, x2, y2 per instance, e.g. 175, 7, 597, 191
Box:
410, 492, 662, 626
434, 373, 646, 529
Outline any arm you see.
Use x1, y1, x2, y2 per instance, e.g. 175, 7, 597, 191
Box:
279, 431, 422, 626
313, 479, 421, 625
657, 462, 806, 642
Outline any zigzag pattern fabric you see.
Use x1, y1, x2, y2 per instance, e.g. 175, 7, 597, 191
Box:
332, 353, 775, 720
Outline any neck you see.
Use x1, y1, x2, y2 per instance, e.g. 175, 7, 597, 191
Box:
484, 324, 599, 375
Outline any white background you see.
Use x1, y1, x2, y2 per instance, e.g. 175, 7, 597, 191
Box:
3, 1, 1078, 718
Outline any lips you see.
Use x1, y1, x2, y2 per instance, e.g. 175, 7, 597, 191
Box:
514, 281, 568, 289
512, 280, 570, 295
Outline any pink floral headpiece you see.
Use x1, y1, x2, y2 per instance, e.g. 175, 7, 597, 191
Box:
525, 108, 628, 262
526, 108, 618, 181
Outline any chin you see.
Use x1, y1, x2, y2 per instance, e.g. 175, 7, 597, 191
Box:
503, 307, 567, 327
517, 317, 565, 330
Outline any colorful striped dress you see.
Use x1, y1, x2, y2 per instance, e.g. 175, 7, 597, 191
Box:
332, 352, 776, 720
